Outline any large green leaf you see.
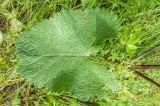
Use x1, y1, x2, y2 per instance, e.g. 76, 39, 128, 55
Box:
16, 9, 121, 101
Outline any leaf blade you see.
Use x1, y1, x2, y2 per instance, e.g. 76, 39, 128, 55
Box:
16, 9, 120, 101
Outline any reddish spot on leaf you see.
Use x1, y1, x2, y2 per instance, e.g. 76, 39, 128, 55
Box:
81, 18, 88, 25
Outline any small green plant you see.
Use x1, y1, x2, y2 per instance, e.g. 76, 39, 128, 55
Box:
15, 8, 160, 103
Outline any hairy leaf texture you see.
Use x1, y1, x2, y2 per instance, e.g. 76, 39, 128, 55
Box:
16, 9, 121, 101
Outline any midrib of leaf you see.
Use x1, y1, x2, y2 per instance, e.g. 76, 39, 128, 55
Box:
21, 53, 90, 57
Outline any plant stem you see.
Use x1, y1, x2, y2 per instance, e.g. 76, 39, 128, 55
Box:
131, 65, 160, 70
133, 42, 160, 60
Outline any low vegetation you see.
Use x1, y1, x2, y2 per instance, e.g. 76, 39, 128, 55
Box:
0, 0, 160, 105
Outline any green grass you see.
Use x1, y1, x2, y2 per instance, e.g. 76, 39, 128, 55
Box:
0, 0, 160, 105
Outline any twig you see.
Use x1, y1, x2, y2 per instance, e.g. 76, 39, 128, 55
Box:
134, 71, 160, 87
130, 65, 160, 88
105, 60, 160, 88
